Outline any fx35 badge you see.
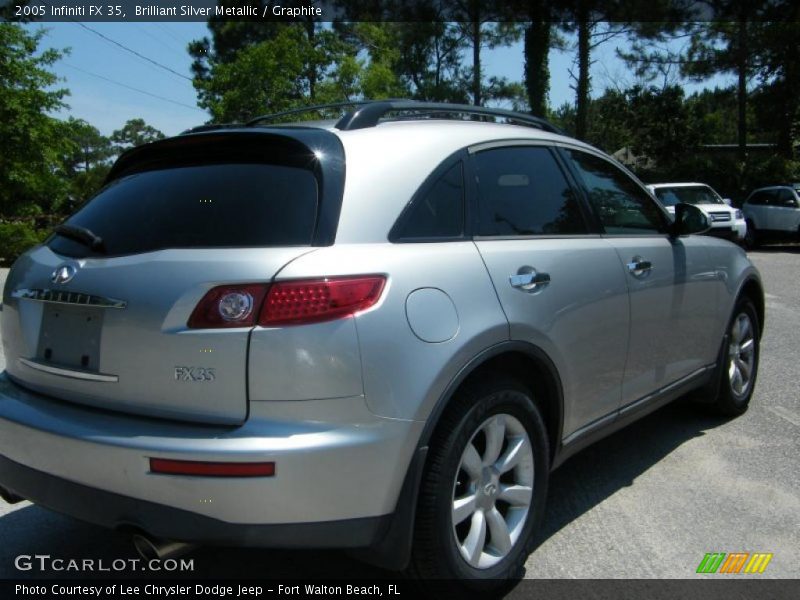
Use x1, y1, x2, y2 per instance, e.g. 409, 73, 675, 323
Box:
174, 367, 216, 382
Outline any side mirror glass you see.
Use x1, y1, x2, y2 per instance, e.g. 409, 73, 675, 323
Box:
672, 203, 711, 236
722, 197, 732, 206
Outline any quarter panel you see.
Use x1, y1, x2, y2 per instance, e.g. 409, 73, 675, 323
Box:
274, 242, 509, 420
248, 318, 363, 401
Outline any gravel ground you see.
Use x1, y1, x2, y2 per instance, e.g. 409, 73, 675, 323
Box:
0, 247, 798, 580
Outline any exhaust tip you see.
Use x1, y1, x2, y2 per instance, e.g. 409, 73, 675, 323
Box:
132, 534, 160, 561
0, 487, 25, 504
132, 533, 196, 561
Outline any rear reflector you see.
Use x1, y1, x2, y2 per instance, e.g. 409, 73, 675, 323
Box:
259, 276, 386, 326
149, 458, 275, 477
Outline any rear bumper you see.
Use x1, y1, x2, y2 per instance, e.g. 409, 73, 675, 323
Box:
0, 372, 422, 545
0, 454, 387, 547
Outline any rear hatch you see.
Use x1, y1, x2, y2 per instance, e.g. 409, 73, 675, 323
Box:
1, 129, 345, 424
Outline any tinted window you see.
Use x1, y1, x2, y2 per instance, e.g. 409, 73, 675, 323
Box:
393, 162, 464, 239
474, 146, 586, 236
49, 163, 318, 257
777, 188, 798, 206
567, 150, 665, 234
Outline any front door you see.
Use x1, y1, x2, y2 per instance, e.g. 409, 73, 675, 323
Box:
562, 148, 719, 407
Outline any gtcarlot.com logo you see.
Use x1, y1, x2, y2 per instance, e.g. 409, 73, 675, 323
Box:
697, 552, 773, 574
14, 554, 194, 573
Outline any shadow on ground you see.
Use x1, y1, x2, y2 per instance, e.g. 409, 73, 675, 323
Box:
747, 243, 800, 254
0, 399, 728, 579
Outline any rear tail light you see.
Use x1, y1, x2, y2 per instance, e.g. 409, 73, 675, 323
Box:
188, 275, 385, 329
188, 284, 268, 329
259, 276, 385, 326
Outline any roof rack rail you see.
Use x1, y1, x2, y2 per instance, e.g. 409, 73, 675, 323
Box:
246, 101, 377, 127
245, 100, 563, 135
336, 101, 563, 134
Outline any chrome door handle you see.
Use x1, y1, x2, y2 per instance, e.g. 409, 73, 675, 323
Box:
510, 269, 551, 292
627, 257, 653, 277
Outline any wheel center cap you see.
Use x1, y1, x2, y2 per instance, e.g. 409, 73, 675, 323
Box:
484, 482, 498, 497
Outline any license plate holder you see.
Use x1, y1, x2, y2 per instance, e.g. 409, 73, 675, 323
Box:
37, 304, 104, 371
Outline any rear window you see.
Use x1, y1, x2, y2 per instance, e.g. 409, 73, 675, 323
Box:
49, 162, 318, 257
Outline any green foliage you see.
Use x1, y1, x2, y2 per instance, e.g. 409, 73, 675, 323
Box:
111, 118, 166, 151
0, 221, 48, 266
194, 24, 352, 122
0, 23, 71, 218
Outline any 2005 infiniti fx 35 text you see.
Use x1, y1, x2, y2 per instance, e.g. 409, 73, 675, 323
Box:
0, 101, 763, 593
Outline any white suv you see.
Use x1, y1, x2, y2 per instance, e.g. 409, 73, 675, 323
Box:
742, 185, 800, 247
647, 182, 746, 242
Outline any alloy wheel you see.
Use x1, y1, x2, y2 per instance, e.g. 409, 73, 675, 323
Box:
728, 312, 756, 398
451, 413, 534, 569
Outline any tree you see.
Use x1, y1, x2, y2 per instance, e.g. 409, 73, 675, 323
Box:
0, 23, 71, 218
63, 118, 113, 173
60, 118, 114, 212
193, 24, 350, 122
753, 6, 800, 158
451, 2, 522, 106
524, 0, 555, 116
111, 118, 166, 152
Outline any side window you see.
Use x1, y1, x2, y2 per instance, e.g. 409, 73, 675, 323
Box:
473, 146, 587, 236
747, 192, 762, 206
566, 149, 666, 235
777, 188, 797, 207
392, 162, 464, 240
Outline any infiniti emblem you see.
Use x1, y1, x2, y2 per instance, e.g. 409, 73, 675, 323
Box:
51, 265, 76, 285
484, 483, 497, 496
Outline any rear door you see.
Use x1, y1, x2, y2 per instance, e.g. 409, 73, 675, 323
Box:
470, 143, 630, 438
770, 188, 800, 232
2, 131, 343, 424
561, 148, 719, 408
746, 190, 773, 230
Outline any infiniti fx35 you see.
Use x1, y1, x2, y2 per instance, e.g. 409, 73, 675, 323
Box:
0, 101, 764, 592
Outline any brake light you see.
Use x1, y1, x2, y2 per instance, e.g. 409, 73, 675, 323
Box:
187, 276, 385, 329
150, 458, 275, 477
187, 284, 268, 329
259, 276, 386, 326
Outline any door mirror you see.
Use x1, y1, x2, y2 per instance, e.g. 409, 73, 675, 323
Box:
671, 203, 711, 236
722, 197, 732, 206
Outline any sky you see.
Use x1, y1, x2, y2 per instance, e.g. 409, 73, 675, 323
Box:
27, 22, 735, 137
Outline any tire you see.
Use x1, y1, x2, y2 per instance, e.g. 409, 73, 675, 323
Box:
744, 220, 759, 249
710, 298, 760, 416
407, 375, 549, 596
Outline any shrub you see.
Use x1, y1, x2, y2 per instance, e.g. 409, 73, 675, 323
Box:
0, 220, 48, 266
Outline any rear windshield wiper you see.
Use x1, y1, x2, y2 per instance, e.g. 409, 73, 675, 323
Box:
54, 224, 105, 252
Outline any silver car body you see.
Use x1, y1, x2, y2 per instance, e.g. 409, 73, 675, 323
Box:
0, 119, 763, 557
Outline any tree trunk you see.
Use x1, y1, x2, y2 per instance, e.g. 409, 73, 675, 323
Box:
472, 19, 481, 106
524, 9, 550, 116
575, 15, 591, 140
304, 17, 316, 101
736, 18, 747, 162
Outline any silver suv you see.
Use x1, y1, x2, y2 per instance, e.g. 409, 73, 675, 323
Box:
0, 101, 764, 590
